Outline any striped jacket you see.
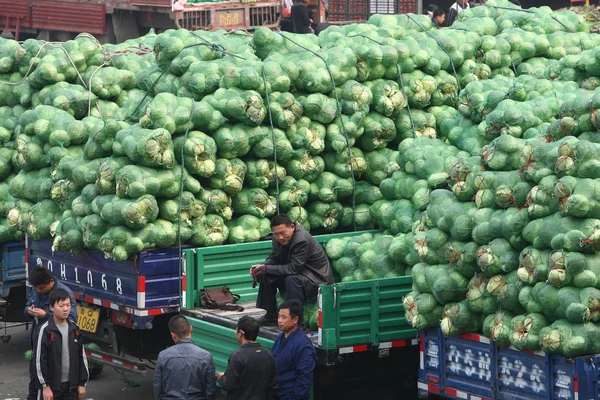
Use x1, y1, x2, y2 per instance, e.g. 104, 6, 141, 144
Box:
33, 318, 89, 393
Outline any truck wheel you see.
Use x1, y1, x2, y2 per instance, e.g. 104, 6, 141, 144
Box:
84, 343, 105, 378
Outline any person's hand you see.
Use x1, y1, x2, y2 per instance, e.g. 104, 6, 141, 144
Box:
43, 386, 53, 400
28, 306, 47, 318
216, 372, 224, 381
249, 264, 265, 276
78, 386, 86, 399
250, 264, 267, 288
27, 304, 36, 316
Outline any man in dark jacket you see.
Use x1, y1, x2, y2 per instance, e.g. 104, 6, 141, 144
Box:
216, 316, 277, 399
251, 214, 333, 324
153, 315, 216, 400
25, 267, 77, 400
33, 289, 89, 400
290, 0, 312, 33
271, 300, 316, 400
445, 0, 469, 26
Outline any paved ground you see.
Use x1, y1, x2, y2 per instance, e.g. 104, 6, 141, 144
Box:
0, 323, 225, 400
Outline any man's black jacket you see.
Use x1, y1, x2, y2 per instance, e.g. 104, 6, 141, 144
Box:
34, 318, 89, 392
265, 226, 333, 294
219, 342, 277, 400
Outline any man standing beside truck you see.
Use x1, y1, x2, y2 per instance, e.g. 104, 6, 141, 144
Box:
216, 316, 277, 399
251, 214, 333, 325
25, 266, 77, 400
153, 315, 216, 400
271, 300, 316, 400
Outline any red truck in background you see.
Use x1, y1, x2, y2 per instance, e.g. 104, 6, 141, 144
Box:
0, 0, 280, 42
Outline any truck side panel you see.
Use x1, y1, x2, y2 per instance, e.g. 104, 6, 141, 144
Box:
418, 328, 596, 400
327, 0, 416, 22
29, 239, 181, 311
31, 0, 106, 34
0, 241, 26, 298
318, 277, 414, 350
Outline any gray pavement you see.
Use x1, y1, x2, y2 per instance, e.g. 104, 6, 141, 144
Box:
0, 323, 225, 400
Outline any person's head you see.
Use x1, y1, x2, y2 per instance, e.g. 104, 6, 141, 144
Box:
433, 9, 446, 25
28, 267, 55, 294
278, 300, 302, 335
48, 289, 71, 323
168, 315, 192, 343
271, 215, 296, 246
457, 0, 468, 7
236, 316, 260, 344
425, 4, 439, 15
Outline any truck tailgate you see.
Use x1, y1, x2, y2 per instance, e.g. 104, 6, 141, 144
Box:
30, 239, 181, 311
418, 327, 600, 400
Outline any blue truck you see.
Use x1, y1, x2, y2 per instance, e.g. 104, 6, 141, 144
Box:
0, 240, 27, 342
418, 327, 600, 400
28, 238, 183, 366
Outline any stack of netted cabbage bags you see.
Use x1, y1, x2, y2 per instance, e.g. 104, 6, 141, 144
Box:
395, 6, 600, 359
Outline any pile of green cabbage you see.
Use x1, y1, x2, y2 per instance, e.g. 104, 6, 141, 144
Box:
1, 3, 600, 359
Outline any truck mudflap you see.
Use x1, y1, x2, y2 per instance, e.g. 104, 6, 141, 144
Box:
84, 347, 147, 374
418, 328, 598, 400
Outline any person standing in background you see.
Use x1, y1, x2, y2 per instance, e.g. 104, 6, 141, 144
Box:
291, 0, 312, 33
432, 9, 446, 28
445, 0, 470, 26
271, 300, 316, 400
424, 4, 439, 19
216, 316, 277, 400
25, 267, 77, 400
154, 316, 216, 400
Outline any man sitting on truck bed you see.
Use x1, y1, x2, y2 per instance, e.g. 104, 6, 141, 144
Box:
251, 214, 333, 325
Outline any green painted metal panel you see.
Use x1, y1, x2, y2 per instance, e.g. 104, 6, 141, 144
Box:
181, 230, 379, 309
187, 316, 275, 372
182, 230, 416, 351
319, 276, 415, 349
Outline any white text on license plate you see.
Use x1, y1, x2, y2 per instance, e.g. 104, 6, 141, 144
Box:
77, 306, 100, 333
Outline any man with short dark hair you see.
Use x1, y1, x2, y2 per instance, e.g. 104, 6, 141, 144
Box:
33, 289, 88, 400
251, 214, 333, 325
432, 9, 446, 28
271, 301, 316, 400
25, 267, 77, 400
216, 316, 277, 400
153, 316, 216, 400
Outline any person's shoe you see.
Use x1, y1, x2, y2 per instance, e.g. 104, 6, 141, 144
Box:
257, 313, 277, 325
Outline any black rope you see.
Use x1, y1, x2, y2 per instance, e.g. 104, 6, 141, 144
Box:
405, 14, 462, 102
126, 40, 247, 122
260, 67, 281, 215
347, 33, 417, 138
275, 32, 357, 231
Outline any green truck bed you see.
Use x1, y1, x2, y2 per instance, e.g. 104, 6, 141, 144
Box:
181, 230, 417, 372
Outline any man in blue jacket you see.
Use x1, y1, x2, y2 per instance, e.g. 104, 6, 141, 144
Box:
25, 266, 77, 400
271, 300, 316, 400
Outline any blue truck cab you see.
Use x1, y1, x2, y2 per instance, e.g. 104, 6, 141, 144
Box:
0, 241, 27, 325
28, 239, 183, 358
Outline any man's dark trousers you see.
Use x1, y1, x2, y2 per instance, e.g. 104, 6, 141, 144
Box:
257, 274, 315, 314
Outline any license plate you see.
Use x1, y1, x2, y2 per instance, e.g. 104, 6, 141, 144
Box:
77, 306, 100, 333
